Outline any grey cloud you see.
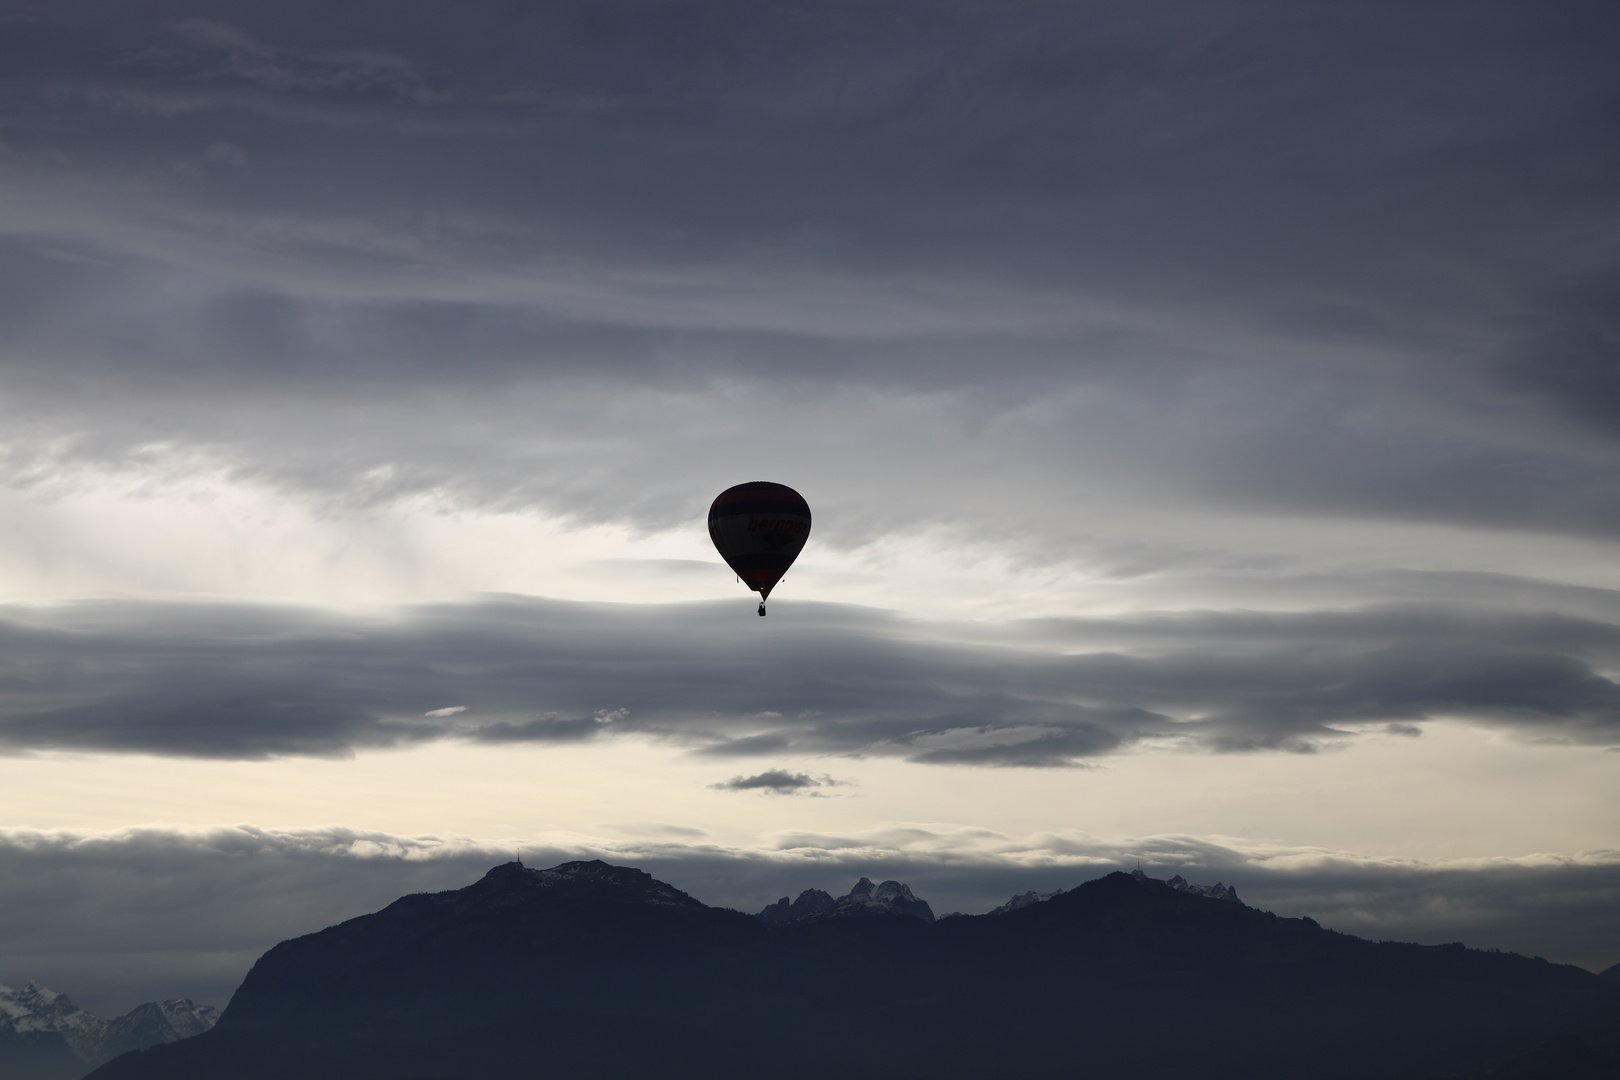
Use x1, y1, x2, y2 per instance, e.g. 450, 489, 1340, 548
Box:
1240, 856, 1620, 976
1500, 269, 1620, 438
7, 1, 1601, 321
0, 2, 1616, 549
170, 18, 426, 98
0, 826, 1614, 1017
611, 824, 707, 838
465, 713, 606, 745
888, 712, 1138, 768
0, 594, 1618, 763
710, 769, 835, 794
5, 2, 1612, 306
692, 733, 793, 758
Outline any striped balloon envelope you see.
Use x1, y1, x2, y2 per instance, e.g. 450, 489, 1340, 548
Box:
708, 481, 811, 615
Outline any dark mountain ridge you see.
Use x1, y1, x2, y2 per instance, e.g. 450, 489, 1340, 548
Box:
89, 860, 1620, 1080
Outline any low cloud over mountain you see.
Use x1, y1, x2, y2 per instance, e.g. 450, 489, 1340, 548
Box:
1, 825, 1615, 1015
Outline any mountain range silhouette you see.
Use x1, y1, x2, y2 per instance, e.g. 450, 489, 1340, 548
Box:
87, 860, 1620, 1079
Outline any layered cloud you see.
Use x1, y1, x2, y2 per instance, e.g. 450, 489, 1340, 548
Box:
0, 0, 1616, 563
0, 593, 1617, 764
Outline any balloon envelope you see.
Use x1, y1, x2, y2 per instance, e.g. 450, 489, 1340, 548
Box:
709, 481, 811, 600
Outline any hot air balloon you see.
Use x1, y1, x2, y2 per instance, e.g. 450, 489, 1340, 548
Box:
709, 481, 811, 616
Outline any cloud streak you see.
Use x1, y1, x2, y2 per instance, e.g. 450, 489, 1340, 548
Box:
0, 594, 1616, 763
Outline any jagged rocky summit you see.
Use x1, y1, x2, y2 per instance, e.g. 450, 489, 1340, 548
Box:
0, 981, 217, 1080
86, 859, 1620, 1080
761, 869, 1234, 923
758, 875, 934, 924
1151, 869, 1243, 904
1165, 873, 1240, 903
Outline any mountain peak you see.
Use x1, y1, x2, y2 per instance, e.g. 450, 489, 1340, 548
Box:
85, 862, 1620, 1080
1, 980, 219, 1071
757, 876, 934, 924
1164, 873, 1242, 905
758, 887, 836, 924
987, 887, 1068, 915
465, 859, 704, 909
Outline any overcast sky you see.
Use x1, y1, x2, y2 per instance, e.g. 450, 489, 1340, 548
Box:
1, 0, 1617, 1016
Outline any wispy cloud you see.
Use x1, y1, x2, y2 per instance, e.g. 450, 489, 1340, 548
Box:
0, 596, 1617, 763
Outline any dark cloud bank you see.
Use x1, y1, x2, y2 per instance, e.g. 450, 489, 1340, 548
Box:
0, 1, 1615, 550
1, 593, 1618, 763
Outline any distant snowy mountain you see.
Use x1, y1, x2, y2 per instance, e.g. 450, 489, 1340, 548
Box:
1169, 877, 1240, 902
1155, 871, 1243, 905
0, 982, 108, 1061
987, 888, 1066, 915
758, 875, 935, 923
94, 1000, 219, 1063
0, 981, 218, 1079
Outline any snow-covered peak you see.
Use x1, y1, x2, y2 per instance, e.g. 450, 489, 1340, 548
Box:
1164, 874, 1242, 904
987, 888, 1067, 916
0, 980, 109, 1058
1127, 869, 1244, 905
1, 981, 221, 1066
150, 998, 221, 1040
873, 881, 917, 903
830, 877, 933, 921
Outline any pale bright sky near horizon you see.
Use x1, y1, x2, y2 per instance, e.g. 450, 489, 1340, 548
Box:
1, 0, 1618, 1013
